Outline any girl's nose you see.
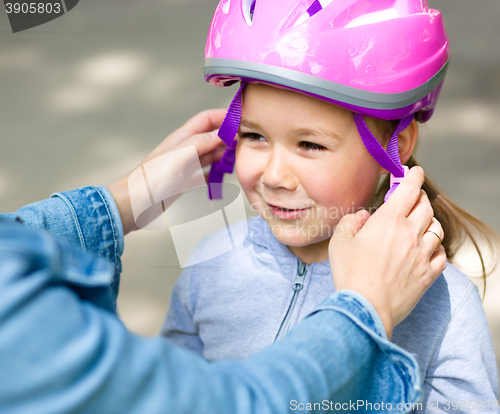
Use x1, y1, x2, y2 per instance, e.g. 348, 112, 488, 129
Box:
261, 146, 298, 191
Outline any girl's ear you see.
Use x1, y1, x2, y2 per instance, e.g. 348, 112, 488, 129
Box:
398, 119, 418, 164
376, 118, 419, 176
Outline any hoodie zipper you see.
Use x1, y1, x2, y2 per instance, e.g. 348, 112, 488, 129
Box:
274, 259, 308, 342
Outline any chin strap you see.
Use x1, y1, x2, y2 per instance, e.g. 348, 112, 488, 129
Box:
353, 113, 414, 202
207, 81, 246, 199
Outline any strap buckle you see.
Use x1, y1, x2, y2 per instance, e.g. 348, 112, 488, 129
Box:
390, 165, 409, 188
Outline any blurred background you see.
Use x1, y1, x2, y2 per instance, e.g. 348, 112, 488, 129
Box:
1, 0, 499, 386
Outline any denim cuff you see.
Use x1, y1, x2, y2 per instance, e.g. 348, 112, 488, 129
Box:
309, 290, 423, 404
50, 186, 124, 279
319, 290, 387, 339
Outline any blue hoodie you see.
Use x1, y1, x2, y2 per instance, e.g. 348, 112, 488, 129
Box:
162, 215, 498, 412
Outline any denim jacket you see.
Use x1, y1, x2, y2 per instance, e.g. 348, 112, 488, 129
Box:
0, 186, 423, 413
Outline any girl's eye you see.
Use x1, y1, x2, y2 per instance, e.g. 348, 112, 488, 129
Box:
299, 141, 327, 151
238, 133, 326, 151
238, 132, 267, 142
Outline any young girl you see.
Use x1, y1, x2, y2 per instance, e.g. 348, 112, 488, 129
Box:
162, 0, 499, 410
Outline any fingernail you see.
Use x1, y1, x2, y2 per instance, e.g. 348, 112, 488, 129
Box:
414, 166, 424, 176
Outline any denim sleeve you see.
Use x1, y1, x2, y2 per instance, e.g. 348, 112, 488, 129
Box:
0, 219, 423, 414
1, 186, 124, 301
307, 290, 423, 409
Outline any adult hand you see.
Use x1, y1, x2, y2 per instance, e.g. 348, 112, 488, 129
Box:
329, 167, 447, 339
108, 109, 227, 235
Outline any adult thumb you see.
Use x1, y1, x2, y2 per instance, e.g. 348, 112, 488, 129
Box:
187, 129, 223, 157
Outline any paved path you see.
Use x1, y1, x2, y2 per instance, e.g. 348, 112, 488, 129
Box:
1, 0, 499, 387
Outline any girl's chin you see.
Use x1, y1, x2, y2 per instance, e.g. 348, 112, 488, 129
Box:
269, 225, 330, 247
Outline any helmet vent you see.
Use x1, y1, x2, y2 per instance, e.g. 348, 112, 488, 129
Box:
306, 0, 322, 17
290, 0, 334, 28
242, 0, 256, 25
250, 0, 256, 16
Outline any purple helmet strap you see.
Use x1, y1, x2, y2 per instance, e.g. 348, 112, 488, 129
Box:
207, 81, 246, 199
353, 113, 414, 202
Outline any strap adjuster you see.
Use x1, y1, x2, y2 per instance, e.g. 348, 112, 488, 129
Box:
390, 165, 409, 188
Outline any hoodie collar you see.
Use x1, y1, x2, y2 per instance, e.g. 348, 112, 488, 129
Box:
245, 215, 331, 275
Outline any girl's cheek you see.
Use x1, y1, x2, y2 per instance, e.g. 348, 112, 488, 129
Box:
235, 149, 259, 190
300, 166, 335, 201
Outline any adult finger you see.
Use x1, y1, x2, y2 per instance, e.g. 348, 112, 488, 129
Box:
143, 110, 227, 167
170, 109, 227, 146
423, 217, 445, 257
199, 144, 227, 168
334, 210, 371, 238
143, 130, 225, 192
429, 244, 448, 279
178, 130, 225, 159
406, 190, 435, 236
430, 216, 445, 241
383, 166, 425, 218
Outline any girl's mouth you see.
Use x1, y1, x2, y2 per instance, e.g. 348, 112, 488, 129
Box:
267, 203, 310, 220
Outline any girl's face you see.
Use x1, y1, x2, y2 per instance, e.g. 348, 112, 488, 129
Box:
235, 83, 385, 263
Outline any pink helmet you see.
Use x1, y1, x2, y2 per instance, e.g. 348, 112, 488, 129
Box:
205, 0, 450, 200
204, 0, 449, 122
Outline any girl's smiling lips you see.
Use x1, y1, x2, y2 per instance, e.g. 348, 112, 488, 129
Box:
266, 202, 311, 220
